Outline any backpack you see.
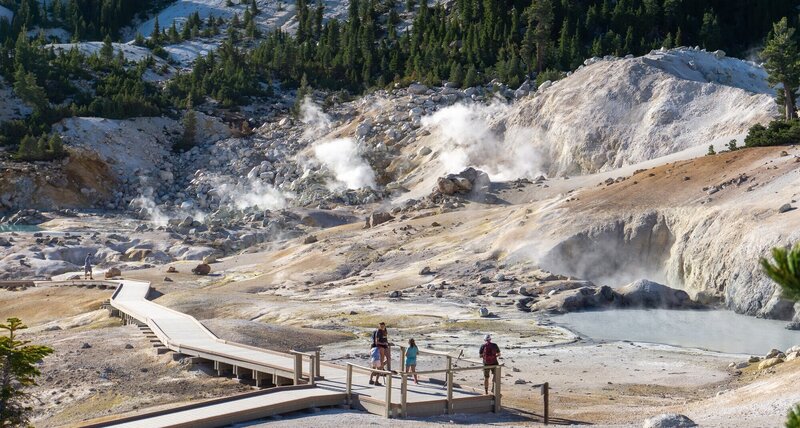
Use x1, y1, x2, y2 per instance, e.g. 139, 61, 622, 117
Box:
482, 343, 498, 365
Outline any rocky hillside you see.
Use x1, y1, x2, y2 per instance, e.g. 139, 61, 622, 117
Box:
1, 47, 797, 322
504, 48, 776, 176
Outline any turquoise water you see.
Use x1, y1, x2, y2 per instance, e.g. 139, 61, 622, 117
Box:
551, 309, 800, 355
0, 224, 42, 233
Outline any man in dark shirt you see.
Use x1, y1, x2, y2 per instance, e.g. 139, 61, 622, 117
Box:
479, 334, 501, 395
372, 322, 391, 371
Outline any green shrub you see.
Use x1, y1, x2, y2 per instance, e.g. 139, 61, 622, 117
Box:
787, 403, 800, 428
744, 120, 800, 147
536, 69, 563, 87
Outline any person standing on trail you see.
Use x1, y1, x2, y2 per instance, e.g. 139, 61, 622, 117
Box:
405, 338, 419, 384
84, 252, 94, 280
372, 322, 392, 371
368, 345, 383, 386
479, 334, 501, 395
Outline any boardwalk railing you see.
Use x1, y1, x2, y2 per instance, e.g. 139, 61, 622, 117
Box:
40, 279, 510, 421
345, 360, 502, 418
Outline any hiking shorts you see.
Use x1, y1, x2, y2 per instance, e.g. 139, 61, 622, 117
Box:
483, 364, 496, 378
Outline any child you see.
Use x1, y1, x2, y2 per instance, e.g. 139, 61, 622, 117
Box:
406, 338, 419, 384
369, 345, 383, 386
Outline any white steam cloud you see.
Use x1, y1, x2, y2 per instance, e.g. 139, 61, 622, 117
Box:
299, 96, 332, 140
421, 101, 544, 181
313, 138, 377, 190
207, 174, 292, 211
300, 98, 377, 190
131, 188, 169, 226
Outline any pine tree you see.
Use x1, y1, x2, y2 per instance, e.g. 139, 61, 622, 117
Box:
48, 134, 64, 156
448, 61, 464, 86
181, 97, 197, 150
168, 20, 180, 43
761, 243, 800, 301
762, 18, 800, 120
663, 32, 673, 49
530, 0, 555, 73
152, 15, 161, 44
0, 318, 54, 427
699, 10, 721, 49
15, 135, 38, 160
13, 66, 48, 112
251, 0, 259, 15
100, 34, 113, 62
36, 136, 48, 156
463, 64, 479, 87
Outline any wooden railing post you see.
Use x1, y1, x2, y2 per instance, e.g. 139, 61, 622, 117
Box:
446, 356, 452, 389
309, 355, 316, 386
385, 372, 393, 418
446, 369, 454, 414
401, 373, 408, 418
293, 353, 302, 385
493, 366, 502, 412
400, 346, 406, 373
314, 348, 321, 378
543, 382, 549, 425
346, 363, 353, 407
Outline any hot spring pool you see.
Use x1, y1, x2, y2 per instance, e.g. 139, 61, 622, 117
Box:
551, 309, 800, 355
0, 224, 42, 233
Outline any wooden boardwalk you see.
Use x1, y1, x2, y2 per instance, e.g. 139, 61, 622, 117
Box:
60, 279, 501, 427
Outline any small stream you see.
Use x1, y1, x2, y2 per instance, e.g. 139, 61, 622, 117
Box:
551, 309, 800, 355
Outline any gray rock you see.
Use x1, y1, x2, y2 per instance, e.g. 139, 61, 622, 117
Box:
408, 83, 429, 95
364, 211, 394, 228
389, 290, 402, 298
779, 203, 794, 213
617, 279, 699, 309
643, 414, 696, 428
478, 307, 490, 317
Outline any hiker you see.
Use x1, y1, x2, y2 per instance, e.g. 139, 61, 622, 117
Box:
405, 338, 419, 384
84, 253, 94, 280
369, 345, 383, 386
372, 322, 392, 371
479, 334, 501, 395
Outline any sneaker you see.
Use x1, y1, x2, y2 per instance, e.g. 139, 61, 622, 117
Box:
374, 382, 383, 386
369, 380, 374, 385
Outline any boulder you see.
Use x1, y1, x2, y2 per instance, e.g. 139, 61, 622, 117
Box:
408, 83, 429, 95
642, 414, 697, 428
765, 348, 783, 359
779, 203, 794, 213
104, 267, 122, 279
478, 307, 491, 317
191, 263, 211, 275
123, 248, 152, 262
758, 357, 784, 370
518, 285, 536, 296
166, 266, 178, 273
435, 167, 491, 196
388, 290, 402, 298
616, 279, 699, 309
364, 211, 394, 228
303, 235, 318, 244
419, 266, 432, 275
